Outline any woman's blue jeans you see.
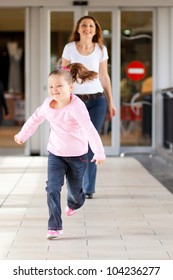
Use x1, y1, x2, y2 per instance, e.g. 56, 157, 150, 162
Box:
46, 152, 87, 230
82, 95, 107, 195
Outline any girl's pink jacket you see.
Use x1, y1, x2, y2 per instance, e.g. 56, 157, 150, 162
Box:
15, 94, 106, 160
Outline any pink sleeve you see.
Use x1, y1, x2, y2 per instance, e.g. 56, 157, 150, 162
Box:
15, 100, 47, 143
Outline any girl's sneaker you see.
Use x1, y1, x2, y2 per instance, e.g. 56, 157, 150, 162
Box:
47, 229, 63, 240
65, 206, 76, 216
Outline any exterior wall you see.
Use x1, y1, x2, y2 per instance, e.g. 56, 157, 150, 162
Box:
0, 0, 173, 7
155, 8, 170, 149
170, 8, 173, 86
155, 8, 173, 149
1, 1, 173, 155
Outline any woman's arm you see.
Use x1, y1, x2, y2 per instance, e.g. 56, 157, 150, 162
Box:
61, 58, 71, 67
99, 60, 116, 118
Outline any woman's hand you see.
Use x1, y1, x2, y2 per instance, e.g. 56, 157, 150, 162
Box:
91, 157, 105, 165
108, 102, 116, 119
14, 135, 23, 145
105, 102, 116, 121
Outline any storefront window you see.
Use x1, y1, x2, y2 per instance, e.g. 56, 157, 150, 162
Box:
0, 8, 25, 150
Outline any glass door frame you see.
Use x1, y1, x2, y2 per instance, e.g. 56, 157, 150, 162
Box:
39, 7, 81, 156
40, 6, 156, 156
87, 7, 121, 156
40, 6, 120, 156
119, 7, 156, 155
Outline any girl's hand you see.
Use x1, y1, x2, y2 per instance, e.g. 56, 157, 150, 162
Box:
91, 157, 105, 165
14, 135, 23, 145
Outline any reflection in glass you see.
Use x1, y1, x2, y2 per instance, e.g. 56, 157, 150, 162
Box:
120, 11, 153, 146
50, 12, 74, 71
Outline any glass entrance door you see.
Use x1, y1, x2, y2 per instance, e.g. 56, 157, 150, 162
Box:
50, 10, 113, 148
50, 11, 74, 71
43, 8, 153, 156
120, 11, 153, 148
88, 12, 112, 148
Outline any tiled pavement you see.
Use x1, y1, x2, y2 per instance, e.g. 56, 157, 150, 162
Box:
0, 155, 173, 260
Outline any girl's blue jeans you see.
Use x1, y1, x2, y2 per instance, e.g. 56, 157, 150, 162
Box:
82, 94, 107, 195
46, 152, 87, 230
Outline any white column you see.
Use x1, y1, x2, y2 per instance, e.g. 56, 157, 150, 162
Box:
170, 8, 173, 85
110, 8, 121, 156
155, 8, 170, 148
25, 7, 41, 155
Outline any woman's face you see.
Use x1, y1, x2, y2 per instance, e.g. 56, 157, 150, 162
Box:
78, 18, 96, 40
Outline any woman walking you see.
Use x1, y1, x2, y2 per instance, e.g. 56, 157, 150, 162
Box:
61, 15, 116, 198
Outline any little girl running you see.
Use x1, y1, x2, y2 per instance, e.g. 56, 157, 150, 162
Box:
14, 63, 106, 240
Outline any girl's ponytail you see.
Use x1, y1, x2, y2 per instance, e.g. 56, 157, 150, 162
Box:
67, 63, 98, 84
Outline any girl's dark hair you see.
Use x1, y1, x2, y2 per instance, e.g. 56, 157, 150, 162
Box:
68, 16, 104, 49
49, 63, 98, 84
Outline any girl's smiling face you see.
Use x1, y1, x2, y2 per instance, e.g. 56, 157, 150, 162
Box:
48, 74, 73, 103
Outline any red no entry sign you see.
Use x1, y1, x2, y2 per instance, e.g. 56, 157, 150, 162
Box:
126, 61, 146, 81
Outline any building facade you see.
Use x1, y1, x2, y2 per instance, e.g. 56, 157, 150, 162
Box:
0, 0, 173, 156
